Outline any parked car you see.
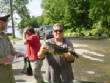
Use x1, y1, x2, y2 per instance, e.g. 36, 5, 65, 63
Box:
37, 25, 53, 39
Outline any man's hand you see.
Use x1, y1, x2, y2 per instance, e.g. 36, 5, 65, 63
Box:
38, 44, 49, 59
23, 31, 27, 36
15, 52, 25, 58
63, 52, 75, 62
6, 55, 14, 62
0, 55, 14, 64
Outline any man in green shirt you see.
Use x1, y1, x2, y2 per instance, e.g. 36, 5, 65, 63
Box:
0, 14, 23, 82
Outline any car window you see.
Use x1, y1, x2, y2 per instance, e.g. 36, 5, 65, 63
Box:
44, 26, 53, 30
40, 28, 43, 31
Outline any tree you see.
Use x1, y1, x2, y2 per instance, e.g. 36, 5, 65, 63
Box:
0, 0, 31, 38
10, 0, 15, 38
89, 0, 110, 34
18, 16, 39, 28
41, 0, 91, 32
36, 16, 44, 27
41, 0, 65, 25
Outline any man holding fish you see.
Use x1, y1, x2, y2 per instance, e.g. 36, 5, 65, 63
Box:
38, 23, 78, 83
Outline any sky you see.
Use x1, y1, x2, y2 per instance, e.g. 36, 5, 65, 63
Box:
26, 0, 43, 17
8, 0, 43, 25
0, 0, 42, 17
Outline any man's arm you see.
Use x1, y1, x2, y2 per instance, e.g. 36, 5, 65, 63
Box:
38, 44, 49, 59
23, 32, 27, 44
0, 51, 24, 64
63, 40, 76, 62
12, 51, 25, 57
0, 55, 14, 64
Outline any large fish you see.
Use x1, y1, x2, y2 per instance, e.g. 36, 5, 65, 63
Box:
45, 42, 79, 58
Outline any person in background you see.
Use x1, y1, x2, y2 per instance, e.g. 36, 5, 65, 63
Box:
0, 14, 24, 83
23, 26, 44, 83
38, 23, 75, 83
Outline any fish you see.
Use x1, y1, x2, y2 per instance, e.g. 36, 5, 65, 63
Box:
45, 42, 79, 58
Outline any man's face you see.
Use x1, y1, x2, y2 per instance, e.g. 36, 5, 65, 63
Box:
0, 20, 8, 32
52, 26, 64, 39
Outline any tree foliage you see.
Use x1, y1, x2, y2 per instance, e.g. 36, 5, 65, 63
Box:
0, 0, 30, 21
89, 0, 110, 28
2, 0, 108, 35
40, 0, 110, 34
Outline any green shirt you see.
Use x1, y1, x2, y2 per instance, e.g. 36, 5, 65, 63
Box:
0, 32, 15, 83
0, 32, 14, 58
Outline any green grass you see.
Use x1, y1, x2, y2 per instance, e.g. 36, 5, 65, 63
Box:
64, 29, 72, 33
8, 35, 21, 40
82, 36, 109, 39
64, 29, 110, 39
7, 33, 21, 40
64, 32, 110, 39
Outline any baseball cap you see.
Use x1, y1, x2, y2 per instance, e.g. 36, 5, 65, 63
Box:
0, 14, 10, 22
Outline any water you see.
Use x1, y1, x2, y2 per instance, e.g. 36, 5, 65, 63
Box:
7, 26, 23, 38
69, 39, 110, 82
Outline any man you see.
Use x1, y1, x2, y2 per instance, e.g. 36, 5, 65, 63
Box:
0, 14, 24, 83
38, 23, 75, 83
23, 26, 44, 83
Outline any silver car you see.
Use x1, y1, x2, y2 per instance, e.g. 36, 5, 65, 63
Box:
37, 25, 53, 39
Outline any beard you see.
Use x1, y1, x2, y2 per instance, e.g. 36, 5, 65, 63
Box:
0, 23, 7, 32
0, 27, 5, 31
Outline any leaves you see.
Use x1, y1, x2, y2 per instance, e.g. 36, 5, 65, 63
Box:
40, 0, 109, 34
0, 0, 30, 20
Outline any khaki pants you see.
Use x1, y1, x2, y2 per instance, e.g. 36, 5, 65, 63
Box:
0, 64, 16, 83
30, 60, 44, 83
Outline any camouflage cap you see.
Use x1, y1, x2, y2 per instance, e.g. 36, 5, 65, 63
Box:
0, 14, 10, 22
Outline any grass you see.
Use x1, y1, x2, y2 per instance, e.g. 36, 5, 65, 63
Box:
64, 29, 110, 39
82, 36, 110, 39
8, 35, 21, 40
7, 33, 21, 40
64, 33, 110, 39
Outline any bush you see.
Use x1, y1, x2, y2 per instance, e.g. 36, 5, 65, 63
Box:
6, 33, 12, 36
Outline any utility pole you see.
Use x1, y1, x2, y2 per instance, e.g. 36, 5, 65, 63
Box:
10, 0, 15, 38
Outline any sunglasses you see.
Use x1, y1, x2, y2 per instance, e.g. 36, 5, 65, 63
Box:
0, 15, 10, 22
0, 19, 8, 22
54, 29, 63, 33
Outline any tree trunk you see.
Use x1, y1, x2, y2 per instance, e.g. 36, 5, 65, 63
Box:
10, 0, 15, 38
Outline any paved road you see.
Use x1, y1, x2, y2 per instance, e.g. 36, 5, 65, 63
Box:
12, 39, 110, 83
12, 40, 49, 83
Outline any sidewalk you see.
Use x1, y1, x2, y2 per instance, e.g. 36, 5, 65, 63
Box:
13, 59, 47, 83
12, 40, 47, 83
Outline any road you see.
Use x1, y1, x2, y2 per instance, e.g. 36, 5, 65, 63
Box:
12, 40, 48, 83
12, 39, 110, 83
